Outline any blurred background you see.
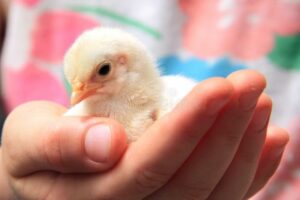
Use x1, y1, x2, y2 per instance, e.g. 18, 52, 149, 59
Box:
0, 0, 299, 199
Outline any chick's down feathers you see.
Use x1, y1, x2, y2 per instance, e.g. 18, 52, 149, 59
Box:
64, 27, 196, 142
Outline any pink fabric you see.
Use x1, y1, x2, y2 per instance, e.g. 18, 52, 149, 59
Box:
3, 62, 69, 111
16, 0, 40, 7
180, 0, 300, 60
274, 180, 300, 200
31, 10, 100, 63
3, 9, 100, 111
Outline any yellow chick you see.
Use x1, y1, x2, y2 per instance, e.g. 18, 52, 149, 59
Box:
63, 28, 163, 142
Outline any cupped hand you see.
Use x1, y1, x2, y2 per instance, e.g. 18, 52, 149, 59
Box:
1, 70, 289, 200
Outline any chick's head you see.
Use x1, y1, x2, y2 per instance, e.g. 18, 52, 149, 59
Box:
64, 28, 159, 106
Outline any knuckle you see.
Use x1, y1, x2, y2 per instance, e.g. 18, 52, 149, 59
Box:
135, 168, 170, 194
42, 124, 64, 167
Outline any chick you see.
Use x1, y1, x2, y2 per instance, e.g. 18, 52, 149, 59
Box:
63, 28, 163, 142
160, 75, 197, 113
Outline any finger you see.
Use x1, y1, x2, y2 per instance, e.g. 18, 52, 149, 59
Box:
145, 70, 266, 200
8, 78, 233, 200
245, 126, 289, 199
79, 78, 233, 200
2, 101, 127, 177
207, 94, 272, 200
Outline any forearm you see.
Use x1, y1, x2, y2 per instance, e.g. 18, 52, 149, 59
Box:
0, 148, 14, 200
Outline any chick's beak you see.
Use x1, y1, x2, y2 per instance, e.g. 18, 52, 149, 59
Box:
71, 82, 98, 106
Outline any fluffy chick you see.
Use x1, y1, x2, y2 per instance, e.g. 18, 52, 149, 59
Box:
64, 28, 162, 142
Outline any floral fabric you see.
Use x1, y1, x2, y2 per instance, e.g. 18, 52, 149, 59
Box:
1, 0, 300, 199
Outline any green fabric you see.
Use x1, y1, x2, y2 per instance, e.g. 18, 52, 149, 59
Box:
268, 34, 300, 70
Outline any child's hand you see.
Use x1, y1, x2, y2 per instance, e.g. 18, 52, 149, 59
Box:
1, 70, 289, 200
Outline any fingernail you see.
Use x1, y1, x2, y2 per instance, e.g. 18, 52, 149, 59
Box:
207, 98, 229, 116
239, 91, 261, 111
251, 108, 271, 132
85, 124, 111, 162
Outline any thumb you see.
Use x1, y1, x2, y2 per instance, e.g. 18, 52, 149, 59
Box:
2, 101, 127, 178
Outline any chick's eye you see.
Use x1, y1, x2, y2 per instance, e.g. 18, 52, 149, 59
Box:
98, 63, 111, 76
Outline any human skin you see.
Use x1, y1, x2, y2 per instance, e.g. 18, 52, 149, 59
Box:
0, 70, 289, 200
